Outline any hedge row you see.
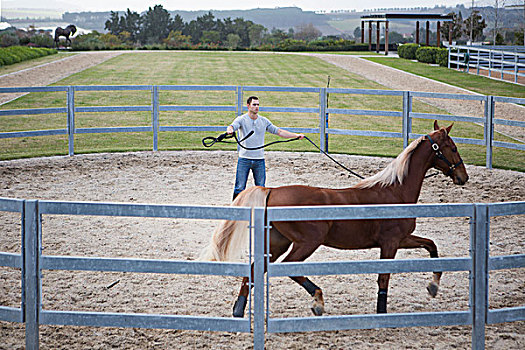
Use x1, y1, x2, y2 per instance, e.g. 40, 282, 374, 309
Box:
398, 44, 448, 67
0, 46, 57, 66
70, 33, 370, 52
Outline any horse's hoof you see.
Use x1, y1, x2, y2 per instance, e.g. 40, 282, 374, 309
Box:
311, 306, 324, 316
427, 281, 439, 298
233, 295, 247, 318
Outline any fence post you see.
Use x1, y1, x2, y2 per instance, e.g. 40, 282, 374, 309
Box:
24, 200, 40, 350
514, 54, 518, 83
402, 91, 411, 148
484, 96, 494, 169
319, 88, 327, 153
466, 48, 470, 73
253, 207, 265, 350
67, 86, 75, 156
152, 86, 159, 152
236, 86, 243, 116
472, 204, 489, 350
488, 50, 492, 78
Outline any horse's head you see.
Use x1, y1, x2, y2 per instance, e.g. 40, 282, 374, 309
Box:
68, 25, 77, 35
426, 120, 469, 185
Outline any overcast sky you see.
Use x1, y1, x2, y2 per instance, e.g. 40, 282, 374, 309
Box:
3, 0, 475, 13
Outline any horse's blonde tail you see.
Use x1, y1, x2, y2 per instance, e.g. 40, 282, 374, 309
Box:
199, 186, 270, 262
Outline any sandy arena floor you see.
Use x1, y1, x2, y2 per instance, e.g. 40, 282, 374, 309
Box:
0, 150, 524, 349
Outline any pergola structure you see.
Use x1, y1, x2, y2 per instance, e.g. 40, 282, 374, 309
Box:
360, 13, 454, 55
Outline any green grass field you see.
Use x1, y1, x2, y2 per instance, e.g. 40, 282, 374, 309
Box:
0, 51, 523, 171
365, 57, 525, 98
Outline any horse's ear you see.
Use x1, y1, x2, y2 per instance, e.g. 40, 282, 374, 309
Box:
433, 120, 440, 130
445, 123, 454, 135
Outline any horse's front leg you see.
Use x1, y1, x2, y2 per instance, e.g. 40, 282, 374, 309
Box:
399, 235, 442, 297
377, 244, 398, 313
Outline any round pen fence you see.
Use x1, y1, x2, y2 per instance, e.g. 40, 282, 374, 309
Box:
0, 198, 523, 349
0, 85, 524, 168
0, 85, 524, 349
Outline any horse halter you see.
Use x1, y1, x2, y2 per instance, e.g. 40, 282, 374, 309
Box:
426, 134, 463, 177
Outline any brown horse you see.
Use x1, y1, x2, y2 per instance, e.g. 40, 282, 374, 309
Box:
200, 121, 468, 317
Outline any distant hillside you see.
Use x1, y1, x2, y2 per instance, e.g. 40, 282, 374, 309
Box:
170, 7, 337, 33
323, 5, 524, 36
60, 7, 339, 35
6, 5, 522, 38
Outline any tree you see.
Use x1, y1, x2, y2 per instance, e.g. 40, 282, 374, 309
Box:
248, 24, 266, 47
139, 5, 174, 44
105, 11, 121, 35
184, 12, 220, 44
201, 30, 221, 44
440, 12, 463, 42
183, 20, 202, 44
491, 0, 503, 44
172, 14, 185, 32
495, 32, 505, 44
226, 33, 241, 50
463, 10, 486, 42
386, 31, 405, 44
264, 28, 291, 45
353, 26, 362, 41
119, 9, 141, 42
294, 23, 321, 42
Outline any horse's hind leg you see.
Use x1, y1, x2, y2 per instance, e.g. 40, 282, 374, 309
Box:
232, 227, 291, 317
399, 235, 441, 297
281, 242, 325, 316
290, 276, 324, 316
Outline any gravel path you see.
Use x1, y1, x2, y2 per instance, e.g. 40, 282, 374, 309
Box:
307, 53, 524, 142
0, 51, 122, 105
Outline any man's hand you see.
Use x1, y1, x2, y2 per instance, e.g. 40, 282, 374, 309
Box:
227, 125, 234, 134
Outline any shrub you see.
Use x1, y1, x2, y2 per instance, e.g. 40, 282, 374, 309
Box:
0, 32, 20, 47
71, 32, 105, 50
416, 46, 441, 64
436, 48, 449, 67
0, 46, 56, 66
29, 33, 54, 48
398, 43, 419, 59
275, 39, 308, 51
0, 50, 19, 65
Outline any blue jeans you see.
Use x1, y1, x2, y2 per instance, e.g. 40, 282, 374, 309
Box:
233, 157, 266, 198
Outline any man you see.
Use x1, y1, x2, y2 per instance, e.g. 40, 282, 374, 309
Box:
227, 96, 304, 200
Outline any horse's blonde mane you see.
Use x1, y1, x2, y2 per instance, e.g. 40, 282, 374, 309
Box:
354, 136, 425, 189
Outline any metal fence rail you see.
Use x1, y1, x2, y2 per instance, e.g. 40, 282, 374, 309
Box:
0, 197, 24, 324
0, 85, 524, 169
448, 45, 525, 83
1, 197, 524, 349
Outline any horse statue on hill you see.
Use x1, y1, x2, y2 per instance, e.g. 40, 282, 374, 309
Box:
200, 121, 469, 317
54, 24, 77, 48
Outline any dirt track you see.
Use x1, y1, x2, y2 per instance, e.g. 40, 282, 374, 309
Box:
0, 52, 524, 349
0, 150, 524, 349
